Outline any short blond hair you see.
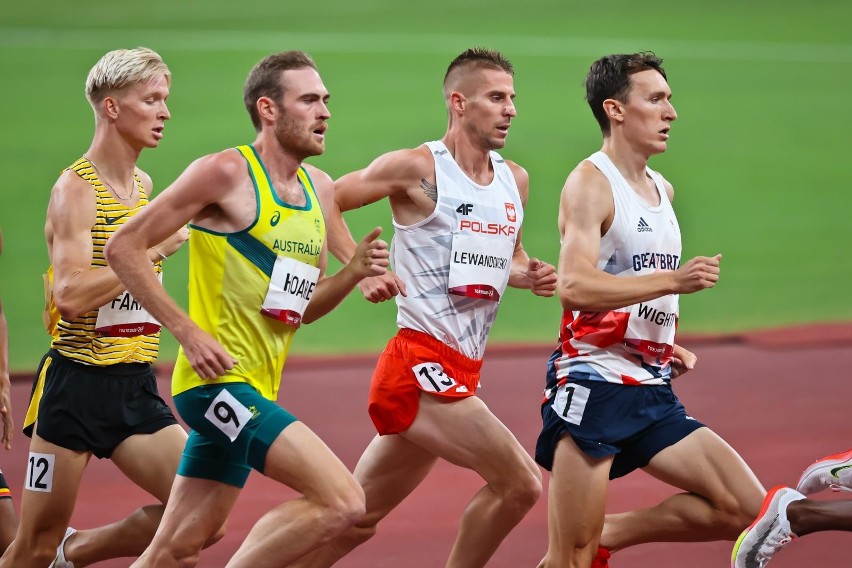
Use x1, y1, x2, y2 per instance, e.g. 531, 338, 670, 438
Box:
85, 47, 171, 107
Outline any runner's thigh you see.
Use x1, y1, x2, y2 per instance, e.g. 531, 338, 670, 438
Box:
404, 394, 537, 487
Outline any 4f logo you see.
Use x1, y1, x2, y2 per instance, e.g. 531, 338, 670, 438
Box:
270, 211, 281, 227
505, 203, 517, 222
456, 203, 474, 215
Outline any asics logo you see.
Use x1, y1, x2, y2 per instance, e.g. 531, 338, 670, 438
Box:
830, 464, 852, 478
270, 211, 281, 227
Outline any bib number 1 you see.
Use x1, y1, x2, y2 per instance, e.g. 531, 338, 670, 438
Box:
551, 383, 591, 426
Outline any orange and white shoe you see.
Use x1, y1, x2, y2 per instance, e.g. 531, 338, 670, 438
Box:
591, 546, 610, 568
731, 486, 805, 568
796, 448, 852, 495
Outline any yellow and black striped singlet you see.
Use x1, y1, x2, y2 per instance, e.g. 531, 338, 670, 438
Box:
171, 145, 326, 400
44, 157, 162, 365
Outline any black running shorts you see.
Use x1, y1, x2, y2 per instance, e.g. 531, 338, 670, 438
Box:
25, 349, 179, 458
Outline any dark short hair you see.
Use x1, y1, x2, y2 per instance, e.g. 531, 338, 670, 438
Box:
585, 52, 666, 135
444, 47, 514, 88
243, 51, 317, 131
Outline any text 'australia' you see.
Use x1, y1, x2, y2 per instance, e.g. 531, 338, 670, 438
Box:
273, 240, 321, 256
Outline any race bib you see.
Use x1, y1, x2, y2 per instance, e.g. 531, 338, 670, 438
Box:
95, 272, 162, 337
25, 452, 55, 492
551, 382, 591, 426
447, 232, 513, 302
623, 295, 678, 366
412, 362, 457, 393
204, 389, 253, 442
261, 256, 320, 327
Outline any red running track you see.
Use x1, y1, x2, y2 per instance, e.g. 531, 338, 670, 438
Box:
5, 323, 852, 567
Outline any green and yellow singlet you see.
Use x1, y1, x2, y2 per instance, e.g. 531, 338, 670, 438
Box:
44, 158, 162, 365
171, 145, 326, 400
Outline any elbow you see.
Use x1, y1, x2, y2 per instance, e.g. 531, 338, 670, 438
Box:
558, 278, 593, 312
53, 293, 84, 321
103, 238, 120, 266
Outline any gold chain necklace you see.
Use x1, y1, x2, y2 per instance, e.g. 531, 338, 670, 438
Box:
85, 157, 136, 201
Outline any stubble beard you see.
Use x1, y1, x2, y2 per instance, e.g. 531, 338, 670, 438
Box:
274, 115, 323, 161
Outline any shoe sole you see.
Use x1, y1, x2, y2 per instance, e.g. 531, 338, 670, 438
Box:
797, 448, 852, 494
731, 486, 785, 568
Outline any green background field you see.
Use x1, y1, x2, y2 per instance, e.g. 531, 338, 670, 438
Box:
1, 1, 850, 371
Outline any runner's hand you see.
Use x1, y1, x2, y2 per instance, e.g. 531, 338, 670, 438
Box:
358, 270, 407, 303
673, 254, 721, 294
348, 227, 389, 280
670, 343, 697, 379
179, 325, 238, 379
527, 258, 557, 297
154, 226, 190, 259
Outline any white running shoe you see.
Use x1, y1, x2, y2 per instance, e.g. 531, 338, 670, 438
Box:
48, 527, 76, 568
731, 486, 805, 568
796, 448, 852, 495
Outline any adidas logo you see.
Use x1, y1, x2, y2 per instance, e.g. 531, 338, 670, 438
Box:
637, 217, 653, 232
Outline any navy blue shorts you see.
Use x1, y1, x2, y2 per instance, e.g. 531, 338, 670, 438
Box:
535, 379, 705, 479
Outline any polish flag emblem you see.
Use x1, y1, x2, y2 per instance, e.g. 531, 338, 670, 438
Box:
505, 203, 517, 222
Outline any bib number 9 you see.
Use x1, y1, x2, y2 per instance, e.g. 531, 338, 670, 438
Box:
204, 389, 254, 442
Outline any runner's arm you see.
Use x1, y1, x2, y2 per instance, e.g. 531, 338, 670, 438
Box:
48, 173, 164, 320
505, 162, 556, 296
304, 167, 389, 322
0, 230, 11, 449
559, 164, 720, 312
327, 149, 427, 301
106, 153, 239, 378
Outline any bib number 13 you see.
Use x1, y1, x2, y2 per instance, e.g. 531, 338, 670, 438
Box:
551, 383, 591, 426
412, 363, 457, 393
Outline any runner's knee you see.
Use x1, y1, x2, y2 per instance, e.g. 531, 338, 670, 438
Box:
19, 545, 57, 567
12, 531, 67, 566
204, 520, 227, 548
315, 486, 367, 541
713, 492, 760, 536
501, 464, 542, 513
154, 539, 204, 568
340, 521, 379, 549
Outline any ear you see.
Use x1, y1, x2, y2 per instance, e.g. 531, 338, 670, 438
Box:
449, 91, 466, 114
602, 98, 624, 125
256, 96, 277, 124
102, 96, 120, 120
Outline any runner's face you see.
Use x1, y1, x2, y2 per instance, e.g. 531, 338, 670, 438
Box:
462, 68, 516, 150
113, 75, 171, 149
619, 69, 677, 155
273, 67, 330, 160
